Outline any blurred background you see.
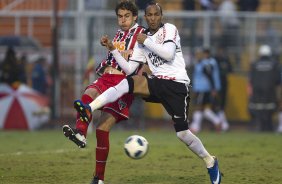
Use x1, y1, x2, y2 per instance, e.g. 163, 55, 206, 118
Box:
0, 0, 281, 133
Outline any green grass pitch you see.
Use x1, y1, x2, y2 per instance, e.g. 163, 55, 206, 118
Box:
0, 130, 281, 184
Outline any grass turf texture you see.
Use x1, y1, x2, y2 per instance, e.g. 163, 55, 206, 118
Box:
0, 130, 281, 184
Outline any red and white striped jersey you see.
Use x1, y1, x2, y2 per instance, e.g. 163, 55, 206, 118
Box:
96, 23, 145, 76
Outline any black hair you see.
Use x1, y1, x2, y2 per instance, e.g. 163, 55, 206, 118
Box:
203, 47, 210, 54
115, 1, 138, 17
145, 1, 163, 15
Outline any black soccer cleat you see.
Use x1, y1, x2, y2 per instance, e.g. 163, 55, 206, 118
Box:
90, 176, 104, 184
73, 99, 92, 123
62, 125, 86, 148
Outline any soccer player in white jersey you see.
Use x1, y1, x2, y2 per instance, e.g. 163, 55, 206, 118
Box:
74, 2, 222, 184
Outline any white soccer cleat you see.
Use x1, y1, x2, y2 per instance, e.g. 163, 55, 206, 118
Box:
221, 122, 229, 132
62, 125, 87, 148
90, 176, 104, 184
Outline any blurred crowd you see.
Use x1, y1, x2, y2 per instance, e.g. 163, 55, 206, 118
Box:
0, 47, 51, 95
188, 44, 282, 133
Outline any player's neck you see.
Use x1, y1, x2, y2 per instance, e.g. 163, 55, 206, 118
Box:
148, 23, 163, 34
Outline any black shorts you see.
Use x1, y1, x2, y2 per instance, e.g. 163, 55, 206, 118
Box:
193, 92, 213, 106
143, 74, 190, 132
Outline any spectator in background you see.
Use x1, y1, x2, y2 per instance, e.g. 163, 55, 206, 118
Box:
248, 45, 281, 132
136, 0, 151, 10
200, 0, 215, 11
237, 0, 260, 12
263, 21, 281, 61
0, 47, 21, 86
214, 46, 233, 131
190, 48, 222, 133
218, 0, 240, 68
182, 0, 197, 49
31, 57, 48, 95
18, 54, 28, 84
183, 0, 195, 10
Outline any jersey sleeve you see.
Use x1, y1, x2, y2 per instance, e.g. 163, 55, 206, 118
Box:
129, 44, 146, 64
111, 49, 140, 75
163, 23, 178, 44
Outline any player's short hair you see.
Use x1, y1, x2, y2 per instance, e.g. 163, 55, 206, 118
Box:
115, 1, 138, 17
202, 47, 210, 54
145, 1, 163, 15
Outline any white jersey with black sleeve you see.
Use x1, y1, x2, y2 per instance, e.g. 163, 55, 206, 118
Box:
130, 23, 190, 84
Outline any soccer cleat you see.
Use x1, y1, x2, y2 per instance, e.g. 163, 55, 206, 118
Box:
90, 176, 104, 184
207, 157, 222, 184
62, 125, 87, 148
221, 122, 230, 132
74, 99, 92, 123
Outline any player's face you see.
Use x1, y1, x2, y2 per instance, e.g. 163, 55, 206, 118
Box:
117, 9, 137, 31
144, 5, 163, 33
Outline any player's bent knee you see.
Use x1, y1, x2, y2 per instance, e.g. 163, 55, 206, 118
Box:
174, 122, 189, 132
126, 76, 134, 94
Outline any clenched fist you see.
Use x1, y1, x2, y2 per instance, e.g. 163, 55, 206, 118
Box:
137, 33, 147, 44
100, 35, 115, 51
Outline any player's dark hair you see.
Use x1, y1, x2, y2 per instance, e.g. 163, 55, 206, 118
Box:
145, 1, 163, 15
115, 1, 138, 17
203, 47, 210, 54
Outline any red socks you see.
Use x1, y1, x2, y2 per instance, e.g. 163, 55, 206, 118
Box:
95, 129, 110, 181
75, 94, 93, 136
75, 94, 110, 181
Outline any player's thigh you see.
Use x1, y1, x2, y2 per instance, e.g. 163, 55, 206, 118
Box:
96, 111, 116, 131
84, 87, 100, 100
132, 75, 150, 97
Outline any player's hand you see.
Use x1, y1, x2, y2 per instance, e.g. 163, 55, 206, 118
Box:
120, 50, 133, 61
137, 33, 147, 44
100, 35, 115, 51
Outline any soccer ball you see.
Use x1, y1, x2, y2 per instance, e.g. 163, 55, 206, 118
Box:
124, 135, 149, 159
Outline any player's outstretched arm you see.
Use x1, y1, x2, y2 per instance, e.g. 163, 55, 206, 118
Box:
144, 38, 176, 61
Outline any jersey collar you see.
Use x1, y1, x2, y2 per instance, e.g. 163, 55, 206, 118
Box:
121, 23, 138, 34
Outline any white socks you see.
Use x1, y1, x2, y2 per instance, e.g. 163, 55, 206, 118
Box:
89, 79, 129, 111
190, 111, 203, 133
176, 129, 214, 168
218, 110, 229, 131
203, 108, 221, 125
278, 112, 282, 133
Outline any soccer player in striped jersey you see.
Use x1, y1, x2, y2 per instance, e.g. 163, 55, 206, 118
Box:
74, 2, 222, 184
62, 1, 145, 184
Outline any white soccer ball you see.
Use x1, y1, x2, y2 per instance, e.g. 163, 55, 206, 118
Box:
124, 135, 149, 159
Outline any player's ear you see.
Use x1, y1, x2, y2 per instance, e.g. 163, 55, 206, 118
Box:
133, 15, 137, 22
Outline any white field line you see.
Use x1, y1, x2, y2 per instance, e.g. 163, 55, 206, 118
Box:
0, 148, 87, 157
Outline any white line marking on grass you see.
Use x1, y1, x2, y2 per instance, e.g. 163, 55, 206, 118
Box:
0, 149, 88, 157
